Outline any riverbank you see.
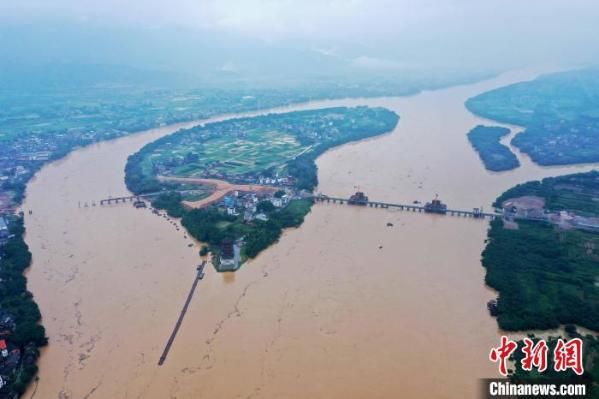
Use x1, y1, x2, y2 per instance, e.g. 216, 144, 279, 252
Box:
22, 68, 599, 398
0, 217, 46, 397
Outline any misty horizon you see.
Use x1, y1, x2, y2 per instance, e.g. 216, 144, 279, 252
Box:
2, 0, 599, 86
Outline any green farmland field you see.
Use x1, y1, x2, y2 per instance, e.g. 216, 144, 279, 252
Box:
148, 128, 308, 177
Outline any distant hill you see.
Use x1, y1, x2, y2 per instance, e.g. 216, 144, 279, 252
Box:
0, 21, 497, 91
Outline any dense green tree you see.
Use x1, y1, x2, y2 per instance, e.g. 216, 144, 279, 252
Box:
256, 200, 275, 213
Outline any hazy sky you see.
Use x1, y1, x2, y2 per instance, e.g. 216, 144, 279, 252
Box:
2, 0, 599, 78
3, 0, 598, 42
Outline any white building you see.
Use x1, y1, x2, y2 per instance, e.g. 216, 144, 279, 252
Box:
255, 213, 269, 222
0, 217, 8, 240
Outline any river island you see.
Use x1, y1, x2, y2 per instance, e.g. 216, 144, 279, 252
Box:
125, 106, 399, 269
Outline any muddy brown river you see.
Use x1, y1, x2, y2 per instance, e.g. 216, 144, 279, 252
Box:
22, 69, 598, 398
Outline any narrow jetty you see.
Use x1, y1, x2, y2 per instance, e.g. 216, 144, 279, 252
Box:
158, 261, 206, 366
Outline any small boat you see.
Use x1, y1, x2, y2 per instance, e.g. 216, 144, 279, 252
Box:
487, 299, 498, 317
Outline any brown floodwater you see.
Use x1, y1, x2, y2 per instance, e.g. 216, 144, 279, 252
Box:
22, 68, 598, 399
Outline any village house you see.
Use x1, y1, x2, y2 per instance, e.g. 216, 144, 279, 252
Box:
572, 216, 599, 233
1, 348, 21, 374
218, 240, 240, 272
270, 197, 284, 208
255, 213, 269, 222
223, 195, 236, 209
270, 194, 290, 208
0, 313, 15, 339
0, 217, 8, 242
0, 340, 7, 358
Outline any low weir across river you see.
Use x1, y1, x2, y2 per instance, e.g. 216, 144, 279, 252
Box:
95, 190, 500, 219
95, 189, 205, 206
98, 193, 157, 205
313, 194, 500, 219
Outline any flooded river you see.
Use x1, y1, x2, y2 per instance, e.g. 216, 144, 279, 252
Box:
23, 69, 598, 398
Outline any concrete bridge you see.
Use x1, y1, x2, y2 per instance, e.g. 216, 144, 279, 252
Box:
313, 194, 499, 220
